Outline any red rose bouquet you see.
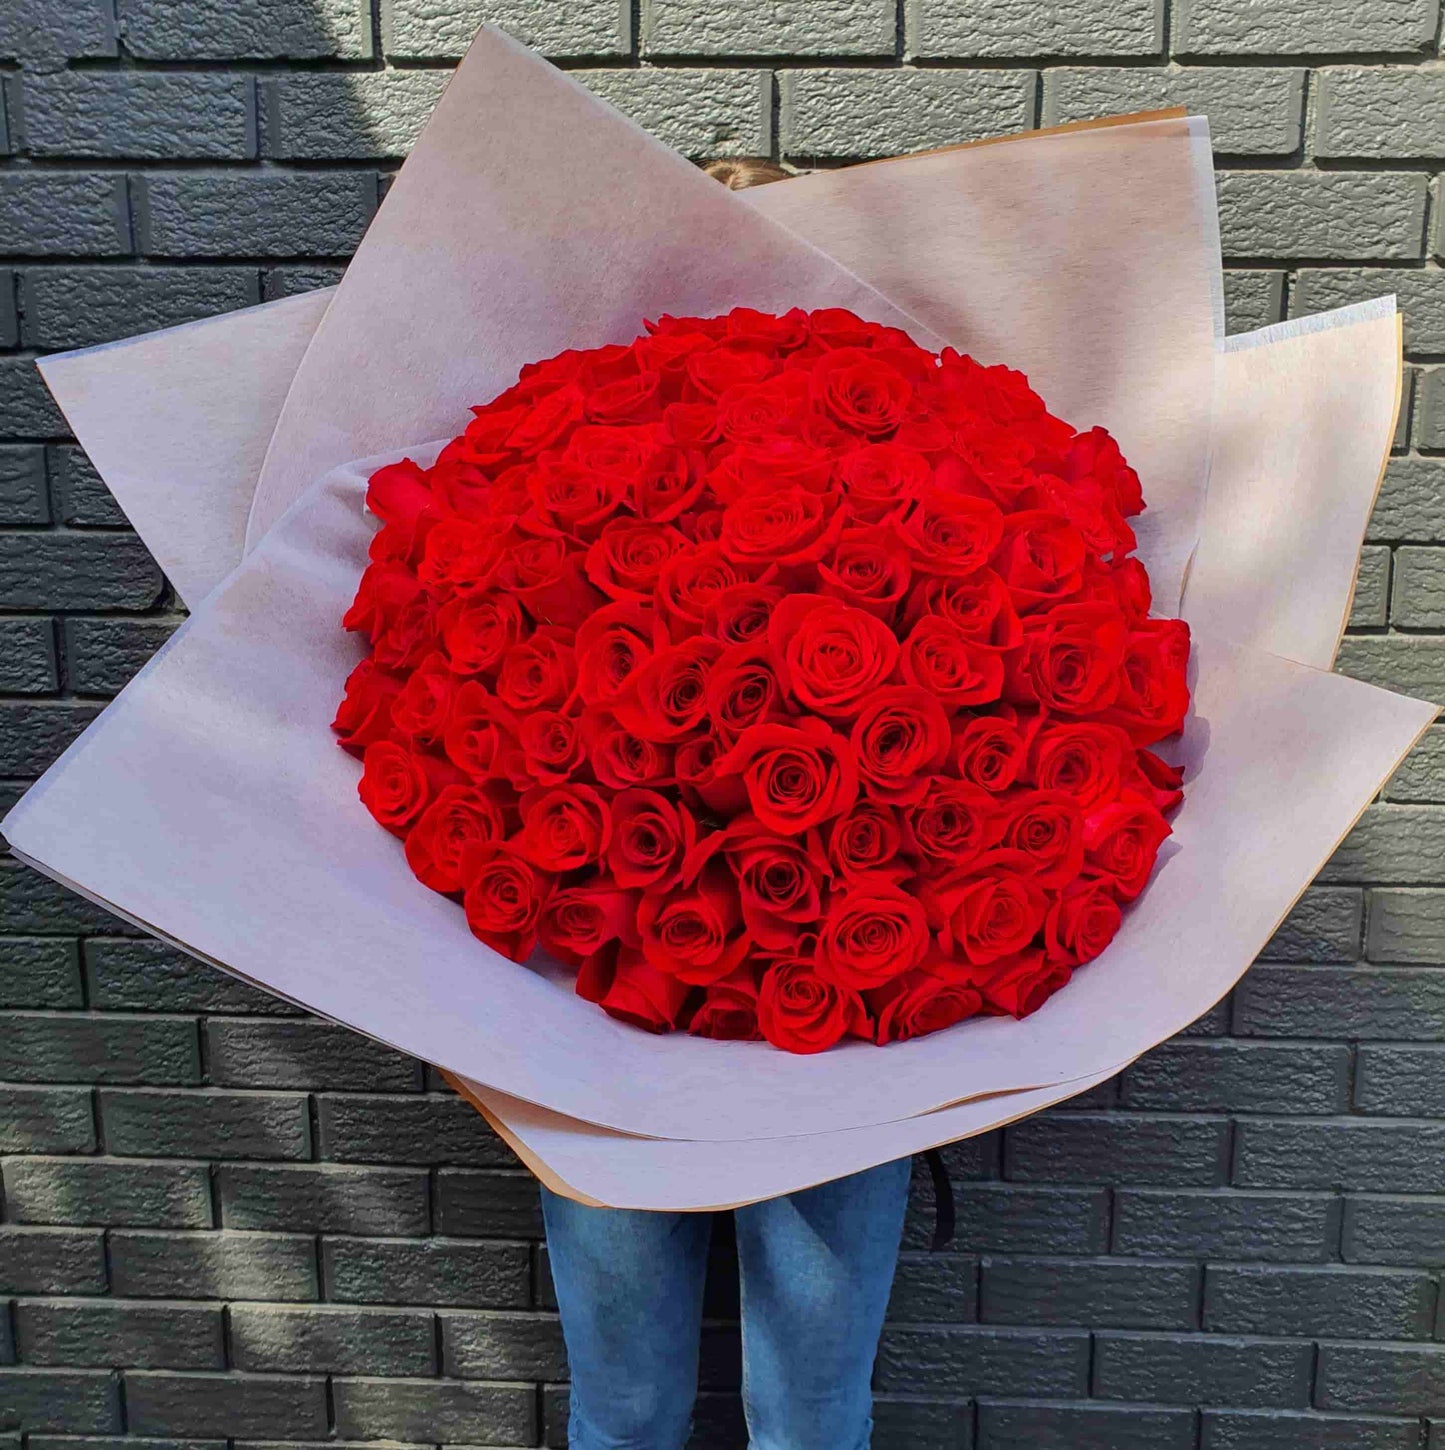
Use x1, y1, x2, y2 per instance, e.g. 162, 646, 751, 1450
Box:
334, 305, 1191, 1053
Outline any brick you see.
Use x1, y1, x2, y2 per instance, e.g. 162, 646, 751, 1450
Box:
1236, 965, 1445, 1040
21, 268, 258, 352
381, 0, 629, 58
1203, 1410, 1424, 1449
324, 1235, 529, 1307
1387, 727, 1445, 802
86, 937, 293, 1015
872, 1397, 972, 1448
261, 264, 346, 299
1368, 889, 1445, 962
0, 1085, 95, 1153
1261, 887, 1364, 961
1351, 546, 1391, 629
0, 1369, 121, 1433
0, 446, 49, 525
1326, 805, 1445, 882
1124, 1040, 1350, 1114
331, 1376, 537, 1442
439, 1309, 565, 1379
0, 1229, 106, 1295
904, 1183, 1109, 1255
0, 939, 80, 1007
1318, 1341, 1445, 1414
205, 1017, 422, 1089
1294, 268, 1445, 355
1043, 66, 1304, 155
1342, 635, 1445, 698
0, 0, 115, 61
99, 1089, 311, 1160
138, 173, 375, 259
0, 534, 164, 610
780, 69, 1032, 159
1176, 0, 1439, 54
0, 859, 134, 935
21, 73, 255, 161
645, 0, 893, 56
0, 358, 67, 438
119, 0, 371, 59
1317, 66, 1445, 159
1369, 458, 1445, 541
0, 175, 129, 257
1, 1158, 211, 1228
981, 1256, 1197, 1329
1003, 1112, 1230, 1185
1096, 1330, 1312, 1406
124, 1371, 329, 1438
110, 1231, 317, 1301
887, 1252, 979, 1323
1345, 1196, 1445, 1266
1114, 1188, 1337, 1261
0, 1013, 199, 1085
263, 71, 448, 160
50, 448, 126, 529
909, 0, 1161, 57
1416, 372, 1445, 451
64, 618, 177, 697
435, 1168, 543, 1238
15, 1300, 223, 1369
979, 1399, 1195, 1450
316, 1092, 515, 1166
1206, 1263, 1434, 1340
876, 1325, 1086, 1396
1225, 270, 1286, 334
0, 618, 58, 693
230, 1304, 435, 1375
1217, 172, 1427, 261
577, 70, 771, 158
218, 1163, 429, 1235
1357, 1045, 1445, 1115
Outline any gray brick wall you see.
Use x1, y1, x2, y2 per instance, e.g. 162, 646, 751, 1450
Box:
1, 0, 1444, 1445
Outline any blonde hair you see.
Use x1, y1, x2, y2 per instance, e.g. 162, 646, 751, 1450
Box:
702, 157, 792, 191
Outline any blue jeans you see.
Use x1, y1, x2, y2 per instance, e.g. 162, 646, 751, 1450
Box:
541, 1157, 913, 1450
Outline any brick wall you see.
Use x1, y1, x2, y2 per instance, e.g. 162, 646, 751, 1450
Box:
3, 1, 1445, 1446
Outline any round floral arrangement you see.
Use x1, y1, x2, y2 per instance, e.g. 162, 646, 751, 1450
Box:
333, 306, 1190, 1054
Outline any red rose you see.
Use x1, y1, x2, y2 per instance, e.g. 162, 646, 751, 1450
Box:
1131, 749, 1186, 813
333, 657, 400, 755
1084, 798, 1171, 899
613, 637, 721, 743
443, 684, 518, 780
574, 601, 665, 706
518, 784, 612, 872
418, 518, 503, 594
993, 510, 1087, 612
634, 445, 705, 521
405, 784, 508, 894
816, 881, 929, 990
905, 571, 1020, 650
724, 821, 826, 951
438, 592, 527, 677
461, 841, 553, 961
812, 349, 912, 437
826, 801, 906, 881
1007, 602, 1127, 715
493, 535, 599, 627
495, 627, 577, 714
817, 527, 912, 620
706, 644, 784, 739
674, 734, 749, 817
585, 518, 689, 602
1102, 619, 1192, 745
688, 966, 762, 1041
607, 788, 694, 890
655, 543, 748, 629
1044, 878, 1123, 967
686, 345, 776, 400
903, 777, 1003, 872
358, 741, 435, 835
637, 863, 747, 985
366, 457, 432, 529
390, 652, 458, 743
704, 582, 785, 646
1000, 790, 1085, 888
538, 879, 636, 965
849, 687, 951, 805
516, 710, 587, 787
579, 944, 692, 1034
712, 719, 859, 836
972, 947, 1071, 1018
769, 594, 899, 719
718, 486, 840, 569
954, 714, 1026, 793
900, 616, 1004, 710
896, 485, 1005, 578
1064, 425, 1143, 517
1029, 722, 1132, 809
932, 856, 1048, 966
869, 969, 982, 1045
837, 442, 930, 523
757, 959, 870, 1054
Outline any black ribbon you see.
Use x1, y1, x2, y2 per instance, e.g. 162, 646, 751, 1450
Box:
922, 1148, 955, 1251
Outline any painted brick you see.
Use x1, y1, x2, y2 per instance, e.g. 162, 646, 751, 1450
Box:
1095, 1330, 1312, 1406
1317, 66, 1445, 159
876, 1325, 1089, 1396
980, 1256, 1198, 1328
205, 1016, 422, 1089
1224, 269, 1286, 333
99, 1089, 311, 1161
1357, 1045, 1445, 1115
1123, 1040, 1350, 1114
909, 0, 1162, 58
1261, 886, 1364, 960
230, 1304, 435, 1375
124, 1371, 329, 1437
0, 939, 81, 1008
780, 69, 1032, 159
0, 533, 164, 610
1294, 268, 1445, 355
645, 0, 894, 57
0, 0, 115, 62
316, 1092, 515, 1166
330, 1376, 537, 1441
324, 1235, 530, 1308
1043, 66, 1304, 155
1003, 1112, 1230, 1185
381, 0, 629, 58
1417, 371, 1445, 451
1207, 1264, 1434, 1340
979, 1399, 1195, 1449
0, 618, 58, 693
0, 1086, 95, 1154
1236, 965, 1445, 1040
1113, 1188, 1338, 1261
1325, 804, 1445, 882
49, 447, 127, 528
64, 618, 177, 697
0, 1369, 121, 1434
1368, 889, 1445, 963
1217, 171, 1428, 261
21, 73, 255, 161
1352, 546, 1392, 629
110, 1231, 318, 1301
1175, 0, 1440, 55
0, 702, 102, 776
435, 1168, 544, 1238
0, 175, 129, 257
1345, 1196, 1445, 1266
0, 859, 138, 935
86, 938, 294, 1015
263, 70, 448, 160
1, 1158, 212, 1228
904, 1183, 1109, 1255
119, 0, 371, 59
581, 70, 771, 157
262, 264, 345, 299
1386, 727, 1445, 801
1369, 458, 1445, 541
0, 1229, 106, 1295
1202, 1410, 1425, 1449
21, 268, 258, 351
873, 1396, 973, 1448
440, 1310, 568, 1379
218, 1164, 429, 1236
0, 359, 67, 437
887, 1252, 980, 1323
1339, 635, 1445, 698
0, 1013, 199, 1085
15, 1299, 224, 1369
137, 173, 376, 259
0, 446, 49, 524
1317, 1341, 1445, 1414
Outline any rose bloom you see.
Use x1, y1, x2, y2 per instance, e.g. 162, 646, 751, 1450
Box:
816, 881, 930, 990
757, 958, 870, 1054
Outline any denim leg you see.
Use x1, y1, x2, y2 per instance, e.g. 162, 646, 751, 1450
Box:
540, 1185, 713, 1450
733, 1157, 913, 1450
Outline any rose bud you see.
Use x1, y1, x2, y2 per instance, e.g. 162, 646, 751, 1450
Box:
578, 944, 693, 1035
757, 958, 870, 1054
869, 969, 983, 1045
688, 964, 763, 1041
460, 841, 554, 961
333, 657, 401, 756
1084, 798, 1172, 900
